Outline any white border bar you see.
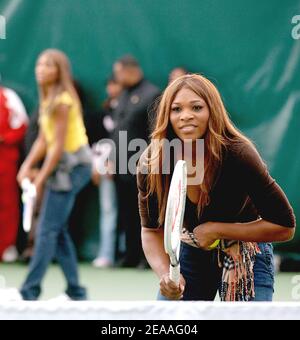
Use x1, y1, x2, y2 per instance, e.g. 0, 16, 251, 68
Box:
0, 302, 300, 320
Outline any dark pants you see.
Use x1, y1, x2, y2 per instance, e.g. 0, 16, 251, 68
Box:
116, 177, 143, 266
158, 242, 274, 301
20, 165, 91, 300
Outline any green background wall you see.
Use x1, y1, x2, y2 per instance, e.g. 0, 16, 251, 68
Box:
1, 0, 299, 257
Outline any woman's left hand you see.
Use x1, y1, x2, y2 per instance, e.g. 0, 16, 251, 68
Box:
33, 177, 45, 202
193, 222, 219, 250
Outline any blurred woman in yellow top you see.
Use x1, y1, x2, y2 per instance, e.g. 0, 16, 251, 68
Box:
17, 49, 91, 301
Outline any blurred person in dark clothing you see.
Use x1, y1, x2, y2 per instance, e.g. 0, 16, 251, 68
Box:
92, 76, 122, 268
101, 76, 123, 135
112, 55, 160, 268
24, 110, 39, 155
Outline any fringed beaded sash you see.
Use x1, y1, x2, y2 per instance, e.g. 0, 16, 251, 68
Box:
181, 229, 261, 301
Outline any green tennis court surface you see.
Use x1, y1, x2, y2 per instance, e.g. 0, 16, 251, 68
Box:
0, 263, 298, 301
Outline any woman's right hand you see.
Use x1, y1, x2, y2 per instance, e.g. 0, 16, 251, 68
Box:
159, 273, 186, 300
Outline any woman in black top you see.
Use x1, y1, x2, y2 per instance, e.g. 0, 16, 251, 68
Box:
137, 74, 296, 301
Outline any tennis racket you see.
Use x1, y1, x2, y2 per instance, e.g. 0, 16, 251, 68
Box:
21, 178, 37, 233
164, 160, 187, 285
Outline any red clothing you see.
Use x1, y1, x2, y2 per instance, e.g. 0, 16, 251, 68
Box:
0, 87, 28, 258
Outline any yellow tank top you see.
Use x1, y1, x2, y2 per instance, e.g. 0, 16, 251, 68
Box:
39, 91, 88, 153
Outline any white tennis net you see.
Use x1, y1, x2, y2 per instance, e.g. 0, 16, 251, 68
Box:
0, 301, 300, 320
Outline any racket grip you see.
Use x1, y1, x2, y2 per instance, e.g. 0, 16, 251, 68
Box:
169, 264, 180, 286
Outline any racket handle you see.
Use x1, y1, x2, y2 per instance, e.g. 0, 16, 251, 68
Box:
169, 264, 180, 286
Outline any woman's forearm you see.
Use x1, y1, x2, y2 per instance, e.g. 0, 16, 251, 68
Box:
142, 228, 170, 279
23, 135, 47, 169
35, 144, 63, 184
212, 219, 295, 243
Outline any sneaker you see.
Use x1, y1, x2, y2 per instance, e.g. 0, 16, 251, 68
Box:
92, 257, 113, 268
0, 288, 23, 301
2, 246, 18, 263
